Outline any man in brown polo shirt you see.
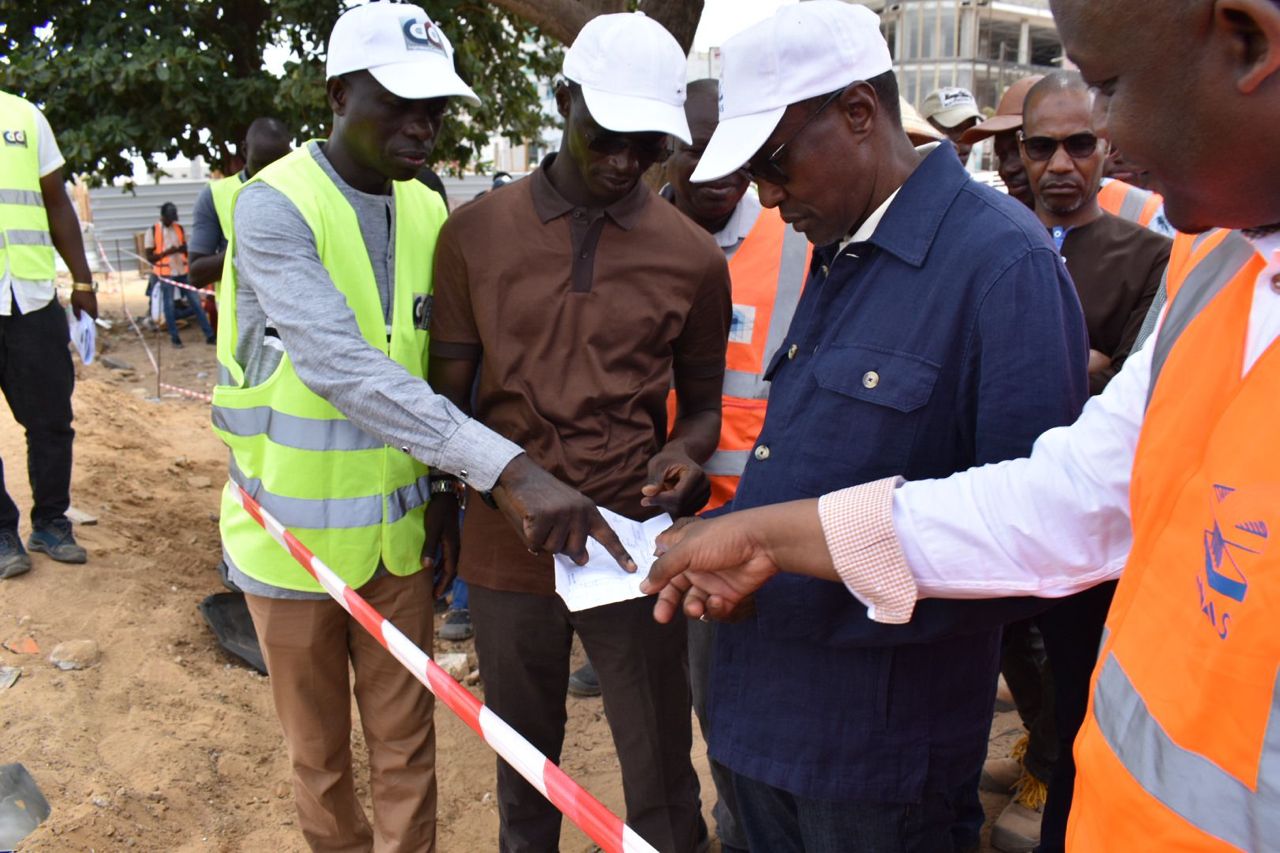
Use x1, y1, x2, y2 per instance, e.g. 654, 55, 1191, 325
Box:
428, 13, 729, 853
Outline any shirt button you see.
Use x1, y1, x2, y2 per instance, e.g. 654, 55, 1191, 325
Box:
787, 343, 798, 360
400, 446, 410, 454
821, 264, 830, 276
1271, 273, 1280, 293
572, 209, 585, 220
862, 370, 880, 389
753, 444, 771, 461
459, 469, 469, 481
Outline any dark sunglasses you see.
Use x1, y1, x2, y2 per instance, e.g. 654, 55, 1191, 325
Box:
1018, 131, 1101, 162
746, 87, 845, 185
583, 127, 672, 164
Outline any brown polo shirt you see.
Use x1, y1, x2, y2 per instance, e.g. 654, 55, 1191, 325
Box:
431, 156, 731, 595
1059, 212, 1171, 394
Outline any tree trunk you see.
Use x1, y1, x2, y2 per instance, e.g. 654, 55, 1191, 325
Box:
490, 0, 704, 53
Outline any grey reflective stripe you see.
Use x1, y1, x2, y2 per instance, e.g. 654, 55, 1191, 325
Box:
387, 474, 432, 523
229, 458, 383, 529
1146, 232, 1259, 408
722, 223, 810, 400
1117, 187, 1150, 222
1093, 654, 1280, 849
217, 364, 235, 386
704, 449, 749, 478
0, 189, 43, 207
5, 228, 51, 246
1132, 272, 1167, 353
212, 404, 383, 451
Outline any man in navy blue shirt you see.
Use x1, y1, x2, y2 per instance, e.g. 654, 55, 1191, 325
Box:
682, 4, 1089, 850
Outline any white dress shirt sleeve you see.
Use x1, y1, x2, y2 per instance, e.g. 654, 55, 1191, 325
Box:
30, 103, 65, 178
892, 333, 1152, 599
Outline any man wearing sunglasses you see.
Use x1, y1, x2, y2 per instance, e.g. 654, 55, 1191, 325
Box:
981, 70, 1170, 853
661, 3, 1088, 850
428, 12, 729, 853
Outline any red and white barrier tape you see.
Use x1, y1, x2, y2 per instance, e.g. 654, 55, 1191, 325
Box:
121, 248, 216, 298
228, 482, 656, 853
159, 382, 213, 403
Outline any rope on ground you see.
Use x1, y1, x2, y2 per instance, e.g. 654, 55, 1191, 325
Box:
228, 482, 658, 853
92, 234, 159, 375
159, 382, 213, 404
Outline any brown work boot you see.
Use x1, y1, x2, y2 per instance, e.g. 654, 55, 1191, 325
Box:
991, 772, 1048, 853
981, 732, 1028, 794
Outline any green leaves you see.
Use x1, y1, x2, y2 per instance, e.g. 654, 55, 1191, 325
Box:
0, 0, 561, 185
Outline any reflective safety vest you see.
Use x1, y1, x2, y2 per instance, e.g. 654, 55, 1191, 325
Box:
701, 206, 810, 511
1098, 179, 1163, 230
151, 221, 185, 277
211, 145, 445, 592
209, 172, 242, 239
0, 91, 54, 281
1069, 228, 1278, 851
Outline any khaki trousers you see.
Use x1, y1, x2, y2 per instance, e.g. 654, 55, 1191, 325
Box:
246, 571, 437, 853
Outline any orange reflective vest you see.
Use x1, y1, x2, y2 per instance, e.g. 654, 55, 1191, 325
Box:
690, 206, 811, 511
1069, 228, 1277, 851
1098, 179, 1163, 230
152, 221, 185, 277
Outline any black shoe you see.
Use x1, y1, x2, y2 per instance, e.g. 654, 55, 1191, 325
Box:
205, 336, 216, 345
568, 661, 601, 697
0, 529, 32, 579
439, 608, 474, 641
27, 518, 87, 564
171, 339, 184, 349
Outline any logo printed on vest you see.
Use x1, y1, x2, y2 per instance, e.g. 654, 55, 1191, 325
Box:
2, 129, 28, 147
401, 16, 446, 55
729, 304, 756, 345
1196, 484, 1267, 640
412, 293, 432, 331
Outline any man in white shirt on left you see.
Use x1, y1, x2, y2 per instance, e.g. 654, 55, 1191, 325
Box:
0, 89, 97, 579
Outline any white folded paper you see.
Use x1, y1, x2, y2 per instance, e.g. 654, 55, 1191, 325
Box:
67, 306, 96, 365
553, 507, 673, 612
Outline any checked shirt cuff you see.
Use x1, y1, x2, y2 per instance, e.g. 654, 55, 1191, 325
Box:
817, 476, 917, 624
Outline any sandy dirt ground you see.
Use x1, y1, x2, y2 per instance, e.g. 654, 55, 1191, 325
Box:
0, 277, 1016, 851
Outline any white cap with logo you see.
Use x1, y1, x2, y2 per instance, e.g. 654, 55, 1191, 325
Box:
326, 2, 479, 104
920, 87, 982, 129
692, 0, 892, 182
562, 12, 692, 144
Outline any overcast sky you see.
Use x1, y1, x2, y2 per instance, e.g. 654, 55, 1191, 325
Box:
692, 0, 799, 50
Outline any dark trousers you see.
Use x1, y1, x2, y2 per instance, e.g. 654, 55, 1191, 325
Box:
0, 298, 74, 531
469, 585, 703, 853
688, 616, 746, 851
1000, 619, 1058, 782
1034, 581, 1117, 852
161, 274, 214, 343
731, 770, 964, 853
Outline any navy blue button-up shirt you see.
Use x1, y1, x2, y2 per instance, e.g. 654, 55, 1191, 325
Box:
709, 145, 1089, 803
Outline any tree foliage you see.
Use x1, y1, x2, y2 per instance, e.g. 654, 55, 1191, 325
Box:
0, 0, 563, 184
491, 0, 704, 53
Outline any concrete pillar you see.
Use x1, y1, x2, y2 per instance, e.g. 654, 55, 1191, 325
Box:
1018, 19, 1031, 65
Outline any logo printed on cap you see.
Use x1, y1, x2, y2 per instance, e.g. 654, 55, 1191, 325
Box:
401, 15, 446, 55
939, 90, 974, 108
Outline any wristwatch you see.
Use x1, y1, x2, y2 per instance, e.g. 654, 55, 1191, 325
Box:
71, 281, 98, 293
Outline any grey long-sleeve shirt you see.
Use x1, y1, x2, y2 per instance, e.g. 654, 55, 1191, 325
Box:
225, 141, 521, 597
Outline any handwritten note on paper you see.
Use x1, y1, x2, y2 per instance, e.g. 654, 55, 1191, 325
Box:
553, 508, 673, 612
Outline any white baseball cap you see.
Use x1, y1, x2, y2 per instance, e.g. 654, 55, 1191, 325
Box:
562, 12, 691, 144
692, 1, 892, 182
326, 3, 479, 104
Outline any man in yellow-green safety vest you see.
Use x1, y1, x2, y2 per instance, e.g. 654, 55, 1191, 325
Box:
211, 5, 635, 850
0, 89, 97, 580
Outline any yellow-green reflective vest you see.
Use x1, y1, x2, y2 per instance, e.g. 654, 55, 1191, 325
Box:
211, 144, 444, 592
0, 92, 55, 281
209, 172, 241, 240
